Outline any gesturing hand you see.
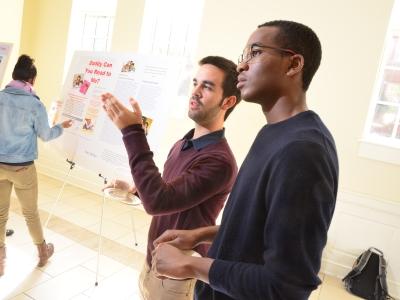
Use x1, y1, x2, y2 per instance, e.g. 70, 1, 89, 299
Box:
101, 93, 143, 130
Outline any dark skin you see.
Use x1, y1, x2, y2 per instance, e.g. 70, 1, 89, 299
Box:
237, 26, 307, 123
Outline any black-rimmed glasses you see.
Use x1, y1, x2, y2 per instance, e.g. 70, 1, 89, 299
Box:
238, 44, 297, 64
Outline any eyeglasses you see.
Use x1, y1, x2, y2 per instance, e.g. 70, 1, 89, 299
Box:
238, 44, 297, 65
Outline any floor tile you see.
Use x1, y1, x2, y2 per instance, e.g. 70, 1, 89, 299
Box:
37, 243, 96, 277
7, 294, 34, 300
81, 254, 126, 278
83, 267, 140, 299
60, 209, 100, 228
3, 173, 374, 300
69, 295, 90, 300
112, 208, 151, 230
87, 219, 131, 241
116, 230, 148, 255
319, 275, 363, 299
25, 266, 96, 300
0, 244, 51, 300
40, 202, 79, 216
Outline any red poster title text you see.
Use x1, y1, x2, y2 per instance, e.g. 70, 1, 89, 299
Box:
85, 60, 113, 84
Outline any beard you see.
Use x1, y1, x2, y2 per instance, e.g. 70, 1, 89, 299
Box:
188, 96, 223, 124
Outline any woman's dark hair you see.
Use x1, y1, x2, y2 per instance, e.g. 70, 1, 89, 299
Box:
12, 54, 37, 82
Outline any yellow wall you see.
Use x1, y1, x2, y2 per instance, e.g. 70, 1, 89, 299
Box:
0, 0, 24, 87
195, 0, 399, 203
9, 0, 400, 203
111, 0, 145, 52
20, 0, 72, 105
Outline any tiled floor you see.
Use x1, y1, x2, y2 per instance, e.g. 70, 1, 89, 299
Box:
0, 173, 362, 299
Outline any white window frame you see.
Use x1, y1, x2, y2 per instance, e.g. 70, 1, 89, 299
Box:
359, 0, 400, 165
138, 0, 205, 118
63, 0, 117, 79
80, 14, 114, 52
138, 0, 204, 59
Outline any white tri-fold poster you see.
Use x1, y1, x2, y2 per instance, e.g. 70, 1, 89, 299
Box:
52, 51, 183, 179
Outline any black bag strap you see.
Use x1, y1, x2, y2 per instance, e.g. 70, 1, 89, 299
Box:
378, 255, 388, 292
375, 250, 395, 300
343, 249, 373, 281
370, 247, 384, 256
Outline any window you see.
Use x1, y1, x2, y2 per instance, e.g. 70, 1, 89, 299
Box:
63, 0, 117, 78
138, 0, 204, 58
81, 14, 114, 52
138, 0, 205, 118
363, 0, 400, 147
360, 0, 400, 164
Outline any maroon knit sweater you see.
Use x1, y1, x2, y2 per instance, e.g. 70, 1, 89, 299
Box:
121, 124, 237, 266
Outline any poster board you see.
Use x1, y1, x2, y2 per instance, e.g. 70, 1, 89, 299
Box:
0, 42, 13, 88
52, 51, 183, 179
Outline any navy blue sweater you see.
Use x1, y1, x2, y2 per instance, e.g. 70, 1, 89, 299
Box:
195, 111, 339, 300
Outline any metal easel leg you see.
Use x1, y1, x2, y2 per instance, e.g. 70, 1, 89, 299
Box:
95, 174, 107, 286
130, 207, 138, 246
44, 159, 75, 228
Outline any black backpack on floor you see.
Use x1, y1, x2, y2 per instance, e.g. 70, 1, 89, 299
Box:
342, 247, 395, 300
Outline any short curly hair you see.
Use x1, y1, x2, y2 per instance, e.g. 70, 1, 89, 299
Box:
258, 20, 322, 91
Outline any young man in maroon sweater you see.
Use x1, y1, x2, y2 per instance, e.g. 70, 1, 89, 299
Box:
101, 56, 241, 300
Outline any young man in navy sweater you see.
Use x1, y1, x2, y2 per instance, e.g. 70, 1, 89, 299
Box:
101, 56, 241, 300
152, 20, 339, 300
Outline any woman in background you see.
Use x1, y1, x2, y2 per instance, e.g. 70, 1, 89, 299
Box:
0, 54, 72, 276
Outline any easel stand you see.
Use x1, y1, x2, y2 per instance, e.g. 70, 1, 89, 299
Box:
94, 174, 140, 286
130, 208, 138, 247
95, 173, 107, 286
43, 162, 138, 286
45, 159, 75, 228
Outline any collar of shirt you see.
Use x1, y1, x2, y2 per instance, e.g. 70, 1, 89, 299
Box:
181, 128, 225, 151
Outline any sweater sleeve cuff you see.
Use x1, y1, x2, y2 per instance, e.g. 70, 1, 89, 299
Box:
121, 124, 144, 136
55, 124, 63, 133
209, 259, 229, 289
